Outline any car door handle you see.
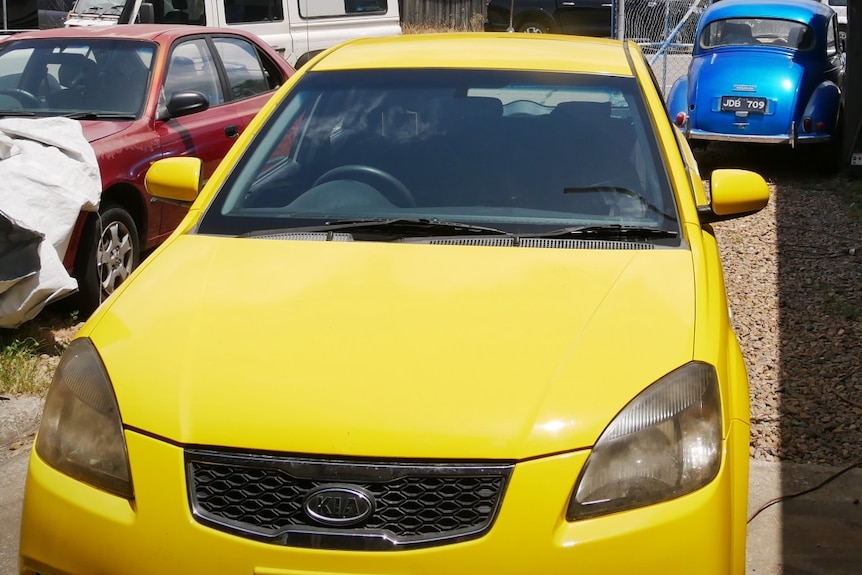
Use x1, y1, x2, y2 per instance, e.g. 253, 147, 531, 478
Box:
225, 125, 239, 139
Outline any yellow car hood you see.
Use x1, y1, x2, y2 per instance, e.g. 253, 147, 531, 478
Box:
93, 236, 696, 460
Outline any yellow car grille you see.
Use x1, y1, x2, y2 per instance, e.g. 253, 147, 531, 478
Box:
186, 449, 513, 550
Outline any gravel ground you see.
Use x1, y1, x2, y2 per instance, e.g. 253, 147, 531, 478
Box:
700, 143, 862, 468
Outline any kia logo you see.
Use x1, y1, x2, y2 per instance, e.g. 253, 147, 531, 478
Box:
302, 485, 375, 526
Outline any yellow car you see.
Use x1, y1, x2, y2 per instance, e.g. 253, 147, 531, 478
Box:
20, 33, 769, 574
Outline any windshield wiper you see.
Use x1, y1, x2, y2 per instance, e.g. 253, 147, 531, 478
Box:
239, 218, 676, 243
0, 110, 36, 116
241, 218, 510, 239
63, 112, 136, 120
563, 186, 676, 222
519, 224, 679, 240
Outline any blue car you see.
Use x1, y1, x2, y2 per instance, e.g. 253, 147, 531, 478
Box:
666, 0, 845, 168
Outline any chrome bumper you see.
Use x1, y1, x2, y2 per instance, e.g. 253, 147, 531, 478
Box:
686, 121, 832, 148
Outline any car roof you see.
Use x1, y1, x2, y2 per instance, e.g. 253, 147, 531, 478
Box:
0, 24, 255, 43
306, 33, 636, 77
702, 0, 835, 26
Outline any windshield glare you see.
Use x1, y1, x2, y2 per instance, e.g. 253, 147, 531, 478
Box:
199, 69, 679, 238
0, 39, 154, 117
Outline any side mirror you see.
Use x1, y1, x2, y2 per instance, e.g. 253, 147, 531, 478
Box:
162, 91, 209, 120
145, 156, 203, 207
698, 168, 769, 223
138, 2, 154, 23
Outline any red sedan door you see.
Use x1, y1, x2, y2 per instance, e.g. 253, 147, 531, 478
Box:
209, 34, 292, 130
155, 36, 242, 235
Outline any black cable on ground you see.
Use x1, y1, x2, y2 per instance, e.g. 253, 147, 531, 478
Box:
829, 364, 862, 409
747, 461, 862, 524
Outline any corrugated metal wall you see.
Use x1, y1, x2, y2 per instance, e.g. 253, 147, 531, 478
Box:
399, 0, 486, 30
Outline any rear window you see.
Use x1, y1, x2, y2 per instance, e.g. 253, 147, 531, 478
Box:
700, 18, 815, 50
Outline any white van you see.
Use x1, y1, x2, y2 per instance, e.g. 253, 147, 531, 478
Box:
64, 0, 402, 68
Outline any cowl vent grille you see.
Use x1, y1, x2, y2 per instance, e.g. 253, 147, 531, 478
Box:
252, 232, 354, 241
425, 237, 654, 250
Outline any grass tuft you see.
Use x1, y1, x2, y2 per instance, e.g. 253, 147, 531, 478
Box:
401, 15, 485, 35
0, 337, 55, 396
0, 309, 82, 398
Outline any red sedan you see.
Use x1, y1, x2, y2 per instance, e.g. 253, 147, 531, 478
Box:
0, 25, 294, 312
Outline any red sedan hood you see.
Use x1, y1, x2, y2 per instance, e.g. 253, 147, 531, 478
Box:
79, 119, 135, 143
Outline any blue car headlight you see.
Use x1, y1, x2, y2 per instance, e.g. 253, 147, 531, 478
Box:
35, 338, 133, 498
567, 362, 722, 520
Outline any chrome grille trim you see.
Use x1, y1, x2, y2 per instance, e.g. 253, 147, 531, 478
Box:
186, 450, 514, 551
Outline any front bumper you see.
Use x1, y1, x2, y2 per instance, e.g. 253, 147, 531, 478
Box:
20, 426, 748, 574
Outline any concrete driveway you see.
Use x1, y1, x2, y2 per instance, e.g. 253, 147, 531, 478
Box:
0, 448, 28, 575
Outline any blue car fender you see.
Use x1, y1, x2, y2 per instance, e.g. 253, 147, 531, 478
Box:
801, 81, 841, 130
666, 76, 690, 123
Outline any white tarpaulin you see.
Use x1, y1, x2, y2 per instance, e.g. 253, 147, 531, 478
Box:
0, 117, 101, 328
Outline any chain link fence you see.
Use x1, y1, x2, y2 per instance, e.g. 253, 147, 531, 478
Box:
620, 0, 709, 94
400, 0, 709, 94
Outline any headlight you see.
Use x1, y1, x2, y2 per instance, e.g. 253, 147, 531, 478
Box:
567, 362, 721, 520
35, 338, 133, 498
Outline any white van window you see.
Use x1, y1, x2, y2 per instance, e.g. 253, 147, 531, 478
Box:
159, 0, 206, 24
224, 0, 284, 23
298, 0, 388, 18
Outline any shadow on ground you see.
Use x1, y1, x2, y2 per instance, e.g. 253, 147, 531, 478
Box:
697, 142, 862, 574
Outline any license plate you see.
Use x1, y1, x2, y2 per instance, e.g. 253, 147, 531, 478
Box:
720, 95, 767, 113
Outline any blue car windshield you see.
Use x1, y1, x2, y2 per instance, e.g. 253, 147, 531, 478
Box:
700, 18, 816, 50
198, 68, 679, 240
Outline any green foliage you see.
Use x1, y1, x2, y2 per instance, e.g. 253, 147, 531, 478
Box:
0, 337, 52, 396
401, 15, 485, 34
0, 309, 81, 397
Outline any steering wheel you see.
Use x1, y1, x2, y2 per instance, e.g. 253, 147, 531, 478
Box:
313, 164, 416, 207
0, 89, 40, 109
